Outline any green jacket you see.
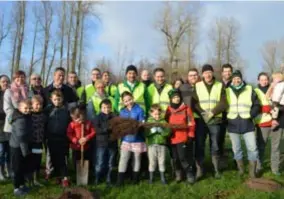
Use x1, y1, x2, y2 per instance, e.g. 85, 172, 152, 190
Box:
145, 117, 171, 145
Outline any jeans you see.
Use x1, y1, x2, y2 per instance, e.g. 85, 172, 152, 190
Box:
95, 147, 117, 174
257, 127, 283, 172
229, 131, 258, 161
0, 141, 9, 166
195, 119, 221, 163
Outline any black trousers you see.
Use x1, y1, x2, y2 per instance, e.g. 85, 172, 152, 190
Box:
48, 140, 68, 178
171, 140, 194, 172
72, 149, 91, 171
29, 142, 43, 173
219, 121, 227, 156
10, 147, 26, 189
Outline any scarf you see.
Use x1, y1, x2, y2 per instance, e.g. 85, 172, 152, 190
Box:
231, 82, 244, 91
10, 82, 28, 103
258, 84, 270, 94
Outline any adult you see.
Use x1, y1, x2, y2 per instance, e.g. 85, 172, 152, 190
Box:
85, 68, 101, 102
29, 74, 44, 99
140, 69, 152, 87
0, 75, 10, 180
172, 78, 184, 89
102, 71, 117, 98
67, 71, 85, 105
226, 70, 260, 178
147, 68, 172, 113
3, 71, 29, 179
221, 64, 233, 88
43, 67, 77, 109
193, 64, 228, 179
255, 72, 280, 175
115, 65, 148, 113
87, 80, 116, 120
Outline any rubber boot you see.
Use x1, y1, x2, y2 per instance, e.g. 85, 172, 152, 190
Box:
160, 172, 167, 185
212, 156, 221, 179
117, 172, 124, 186
133, 172, 140, 184
149, 172, 154, 184
95, 171, 101, 185
0, 165, 5, 181
106, 170, 112, 185
33, 172, 43, 187
195, 161, 204, 180
170, 158, 175, 178
249, 161, 257, 178
6, 163, 12, 179
186, 168, 195, 184
175, 170, 182, 183
236, 160, 244, 176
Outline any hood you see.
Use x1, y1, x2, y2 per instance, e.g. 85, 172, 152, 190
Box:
147, 117, 166, 123
168, 103, 187, 113
11, 109, 26, 123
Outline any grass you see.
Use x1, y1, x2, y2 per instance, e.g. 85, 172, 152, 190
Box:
1, 138, 284, 199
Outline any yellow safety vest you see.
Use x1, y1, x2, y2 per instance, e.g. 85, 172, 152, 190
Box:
195, 81, 222, 118
76, 86, 84, 100
147, 83, 172, 112
118, 82, 146, 112
85, 84, 96, 102
91, 94, 116, 114
226, 85, 252, 119
254, 88, 272, 124
105, 84, 117, 98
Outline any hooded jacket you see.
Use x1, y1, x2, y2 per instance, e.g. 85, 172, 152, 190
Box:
9, 109, 32, 157
165, 103, 195, 144
145, 117, 170, 145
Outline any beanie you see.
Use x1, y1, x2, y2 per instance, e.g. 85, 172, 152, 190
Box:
202, 64, 214, 73
125, 65, 138, 75
168, 89, 182, 99
232, 70, 242, 79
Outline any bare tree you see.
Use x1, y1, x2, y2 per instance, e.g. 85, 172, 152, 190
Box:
78, 14, 84, 77
14, 1, 26, 72
39, 1, 54, 81
66, 2, 74, 74
261, 40, 281, 74
45, 43, 58, 86
0, 12, 11, 48
59, 1, 66, 68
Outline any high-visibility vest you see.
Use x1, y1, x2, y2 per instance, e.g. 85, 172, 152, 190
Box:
76, 86, 84, 100
85, 84, 96, 102
147, 83, 172, 112
195, 81, 222, 117
254, 88, 272, 124
105, 83, 117, 98
91, 94, 115, 114
226, 85, 252, 119
117, 82, 146, 112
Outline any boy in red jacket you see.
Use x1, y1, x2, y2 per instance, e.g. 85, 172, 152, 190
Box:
67, 107, 96, 172
165, 89, 196, 184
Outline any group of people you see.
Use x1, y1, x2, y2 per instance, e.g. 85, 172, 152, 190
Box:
0, 63, 283, 196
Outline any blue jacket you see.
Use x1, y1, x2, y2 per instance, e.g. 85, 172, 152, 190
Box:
120, 103, 145, 143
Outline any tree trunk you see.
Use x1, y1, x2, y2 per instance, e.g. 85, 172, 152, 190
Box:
66, 4, 74, 75
28, 19, 39, 78
11, 28, 18, 76
59, 1, 66, 68
78, 14, 84, 78
45, 44, 57, 86
71, 1, 81, 72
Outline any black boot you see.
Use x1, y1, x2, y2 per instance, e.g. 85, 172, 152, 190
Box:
160, 172, 167, 185
106, 170, 112, 185
133, 172, 140, 184
95, 171, 101, 185
195, 161, 204, 180
0, 165, 5, 181
186, 168, 195, 184
117, 172, 124, 186
170, 159, 175, 178
149, 172, 154, 184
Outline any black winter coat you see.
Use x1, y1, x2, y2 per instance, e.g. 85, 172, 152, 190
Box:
227, 83, 261, 134
9, 109, 32, 157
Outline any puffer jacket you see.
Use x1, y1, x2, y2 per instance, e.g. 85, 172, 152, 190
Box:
165, 103, 195, 144
9, 109, 32, 157
120, 103, 145, 143
67, 120, 95, 150
45, 105, 70, 141
145, 117, 170, 145
0, 90, 9, 142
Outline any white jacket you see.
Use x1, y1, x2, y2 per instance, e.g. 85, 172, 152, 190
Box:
272, 82, 284, 105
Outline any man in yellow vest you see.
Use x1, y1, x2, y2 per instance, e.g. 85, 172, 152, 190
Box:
147, 68, 172, 113
115, 65, 148, 113
192, 64, 228, 179
226, 70, 260, 178
255, 72, 281, 176
102, 71, 117, 98
85, 68, 101, 102
67, 71, 85, 105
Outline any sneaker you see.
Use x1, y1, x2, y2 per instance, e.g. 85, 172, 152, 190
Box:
62, 179, 69, 188
14, 188, 27, 197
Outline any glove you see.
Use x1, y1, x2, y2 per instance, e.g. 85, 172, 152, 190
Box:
156, 127, 163, 133
271, 120, 279, 130
271, 107, 279, 119
150, 127, 157, 134
202, 111, 214, 123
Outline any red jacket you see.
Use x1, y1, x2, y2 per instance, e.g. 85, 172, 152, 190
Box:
165, 104, 195, 144
67, 120, 96, 150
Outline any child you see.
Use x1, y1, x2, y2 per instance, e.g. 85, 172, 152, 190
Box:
30, 95, 47, 186
117, 91, 146, 185
67, 106, 95, 176
45, 90, 70, 187
9, 99, 32, 196
165, 89, 196, 184
145, 104, 170, 184
93, 99, 117, 185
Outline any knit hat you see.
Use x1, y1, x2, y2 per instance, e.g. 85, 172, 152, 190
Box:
125, 65, 138, 75
168, 89, 182, 99
232, 70, 242, 79
202, 64, 214, 73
